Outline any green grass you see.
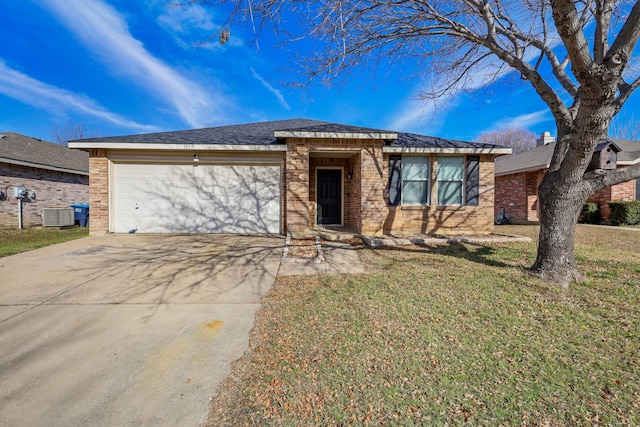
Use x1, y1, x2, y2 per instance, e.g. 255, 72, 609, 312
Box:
208, 225, 640, 426
0, 227, 89, 257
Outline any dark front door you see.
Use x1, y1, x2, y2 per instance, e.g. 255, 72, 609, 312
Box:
317, 169, 342, 225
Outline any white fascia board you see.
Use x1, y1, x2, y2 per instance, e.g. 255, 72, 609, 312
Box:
383, 146, 513, 155
0, 157, 89, 176
67, 142, 287, 151
617, 158, 640, 166
274, 131, 398, 140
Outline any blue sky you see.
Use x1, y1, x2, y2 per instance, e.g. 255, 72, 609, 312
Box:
0, 0, 636, 143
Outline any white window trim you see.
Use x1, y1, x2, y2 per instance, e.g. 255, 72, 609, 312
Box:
436, 156, 466, 207
400, 155, 431, 206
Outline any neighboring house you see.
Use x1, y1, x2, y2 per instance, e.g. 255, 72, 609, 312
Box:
495, 133, 640, 223
0, 132, 89, 228
69, 119, 510, 236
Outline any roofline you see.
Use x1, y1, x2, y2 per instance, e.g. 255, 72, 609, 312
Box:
274, 130, 398, 139
617, 158, 640, 166
496, 157, 640, 177
68, 142, 288, 151
0, 156, 89, 176
495, 163, 550, 177
383, 147, 513, 155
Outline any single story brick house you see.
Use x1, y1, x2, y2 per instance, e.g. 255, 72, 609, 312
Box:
69, 119, 510, 236
495, 133, 640, 223
0, 132, 89, 229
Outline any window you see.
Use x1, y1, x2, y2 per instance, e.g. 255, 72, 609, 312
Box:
402, 156, 430, 205
437, 157, 464, 205
388, 155, 479, 207
636, 178, 640, 201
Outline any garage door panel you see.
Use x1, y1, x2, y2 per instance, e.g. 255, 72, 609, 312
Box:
113, 163, 280, 234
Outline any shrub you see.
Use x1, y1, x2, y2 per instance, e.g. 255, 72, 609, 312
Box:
579, 202, 600, 224
609, 201, 640, 226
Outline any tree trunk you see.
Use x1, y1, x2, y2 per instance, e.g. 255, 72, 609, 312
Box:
531, 170, 588, 288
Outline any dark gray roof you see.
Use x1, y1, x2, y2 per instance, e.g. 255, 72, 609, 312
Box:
71, 118, 505, 151
0, 132, 89, 174
613, 138, 640, 163
495, 138, 640, 176
73, 119, 328, 145
495, 143, 555, 176
392, 132, 496, 149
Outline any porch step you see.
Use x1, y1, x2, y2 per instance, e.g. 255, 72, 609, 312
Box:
290, 227, 360, 241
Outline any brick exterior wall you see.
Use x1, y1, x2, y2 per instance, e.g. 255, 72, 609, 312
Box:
87, 141, 500, 236
0, 162, 88, 229
383, 154, 496, 235
284, 137, 497, 236
88, 150, 110, 234
494, 170, 544, 223
309, 157, 352, 228
285, 137, 387, 235
587, 175, 637, 220
496, 166, 638, 223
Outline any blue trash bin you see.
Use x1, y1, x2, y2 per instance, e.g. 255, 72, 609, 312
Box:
71, 203, 90, 227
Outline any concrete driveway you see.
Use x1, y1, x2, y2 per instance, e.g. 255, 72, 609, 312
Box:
0, 234, 283, 426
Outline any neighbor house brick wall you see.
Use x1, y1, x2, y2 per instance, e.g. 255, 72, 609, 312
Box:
0, 163, 88, 229
383, 154, 496, 235
496, 165, 637, 223
88, 149, 109, 234
587, 175, 636, 220
494, 170, 544, 223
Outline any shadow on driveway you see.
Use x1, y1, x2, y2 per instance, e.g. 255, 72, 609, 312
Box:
0, 234, 283, 426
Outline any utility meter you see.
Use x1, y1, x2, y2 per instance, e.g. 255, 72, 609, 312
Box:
14, 186, 26, 199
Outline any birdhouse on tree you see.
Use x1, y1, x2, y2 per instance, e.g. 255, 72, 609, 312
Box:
586, 140, 620, 172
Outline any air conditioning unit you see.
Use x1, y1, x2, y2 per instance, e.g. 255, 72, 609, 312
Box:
42, 208, 75, 227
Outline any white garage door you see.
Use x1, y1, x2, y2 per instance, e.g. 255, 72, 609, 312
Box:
112, 163, 281, 233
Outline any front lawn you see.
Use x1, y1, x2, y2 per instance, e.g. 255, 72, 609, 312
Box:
0, 227, 89, 257
207, 225, 639, 426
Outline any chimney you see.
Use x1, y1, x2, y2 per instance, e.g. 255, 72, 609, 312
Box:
536, 131, 555, 147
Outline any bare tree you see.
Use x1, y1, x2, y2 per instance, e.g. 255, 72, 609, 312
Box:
610, 112, 640, 140
189, 0, 640, 287
50, 119, 96, 146
476, 128, 537, 155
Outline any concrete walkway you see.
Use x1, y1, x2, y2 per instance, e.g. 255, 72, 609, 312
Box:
0, 234, 283, 427
278, 240, 367, 276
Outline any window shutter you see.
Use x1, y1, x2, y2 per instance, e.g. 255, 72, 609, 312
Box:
466, 156, 479, 206
388, 155, 402, 205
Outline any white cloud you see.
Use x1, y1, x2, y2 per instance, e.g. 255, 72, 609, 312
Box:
156, 3, 231, 50
157, 3, 216, 34
0, 61, 158, 131
487, 109, 551, 130
250, 68, 291, 110
40, 0, 223, 128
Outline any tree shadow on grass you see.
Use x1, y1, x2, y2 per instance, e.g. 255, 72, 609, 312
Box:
364, 240, 528, 270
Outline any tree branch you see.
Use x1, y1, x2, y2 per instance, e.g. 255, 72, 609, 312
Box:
594, 0, 614, 63
551, 0, 594, 84
583, 162, 640, 194
607, 0, 640, 65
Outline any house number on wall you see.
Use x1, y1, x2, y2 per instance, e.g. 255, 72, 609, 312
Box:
183, 144, 194, 149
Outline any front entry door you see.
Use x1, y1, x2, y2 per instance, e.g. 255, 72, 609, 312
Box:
317, 169, 342, 225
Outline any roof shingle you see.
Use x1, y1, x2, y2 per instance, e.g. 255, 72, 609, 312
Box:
0, 132, 89, 174
71, 118, 506, 152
